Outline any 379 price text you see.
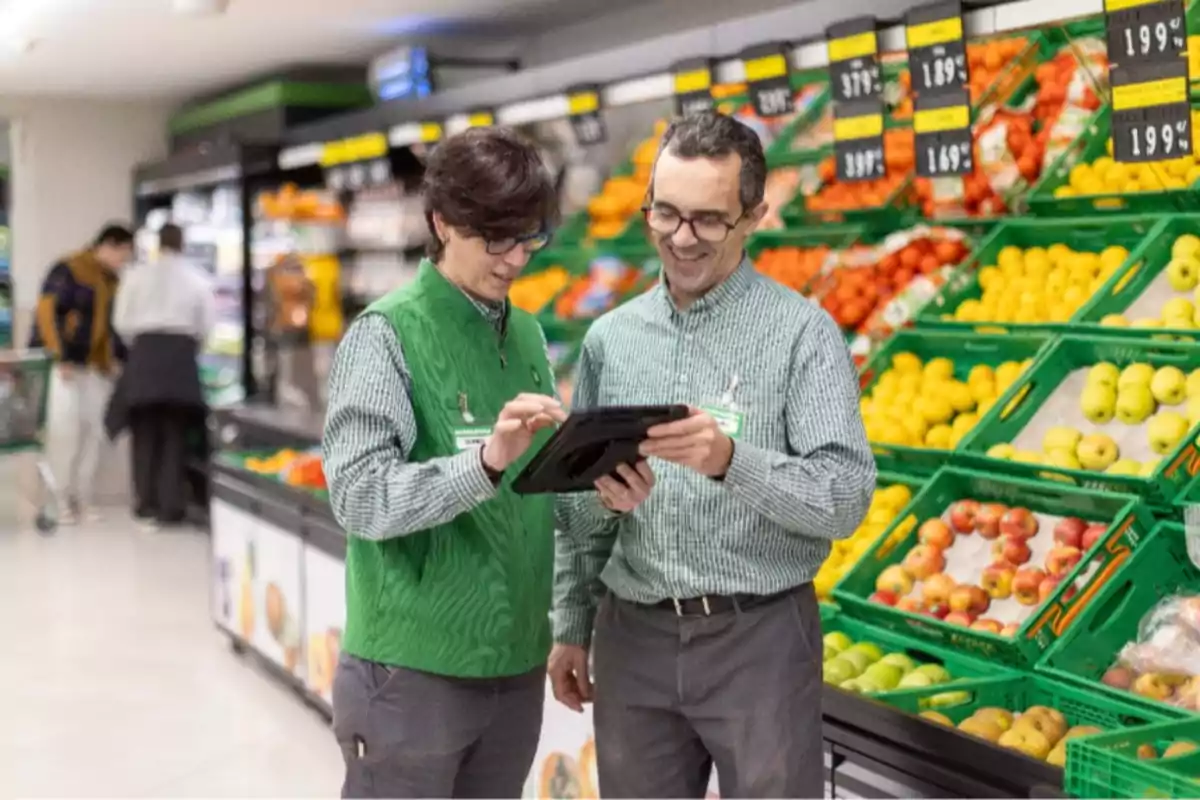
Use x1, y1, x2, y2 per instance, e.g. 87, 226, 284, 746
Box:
833, 62, 882, 102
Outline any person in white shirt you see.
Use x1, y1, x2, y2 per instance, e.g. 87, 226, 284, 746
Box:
110, 223, 215, 528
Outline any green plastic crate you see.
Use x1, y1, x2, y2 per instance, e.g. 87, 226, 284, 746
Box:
1074, 214, 1200, 340
745, 225, 865, 258
764, 69, 833, 166
1040, 522, 1199, 720
858, 329, 1055, 476
1067, 717, 1200, 798
957, 335, 1200, 507
832, 466, 1155, 667
915, 215, 1161, 335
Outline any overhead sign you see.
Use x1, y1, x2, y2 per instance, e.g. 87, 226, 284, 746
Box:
833, 98, 886, 182
566, 85, 607, 146
741, 43, 794, 118
672, 57, 716, 116
1110, 60, 1192, 162
320, 133, 392, 192
826, 17, 882, 103
914, 87, 974, 176
906, 0, 969, 94
1104, 0, 1187, 69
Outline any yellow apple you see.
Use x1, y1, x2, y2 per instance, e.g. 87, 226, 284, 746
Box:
1081, 384, 1118, 424
1077, 433, 1120, 471
1148, 411, 1192, 455
1152, 366, 1188, 406
1100, 313, 1130, 327
1042, 426, 1082, 454
1116, 385, 1156, 425
1087, 362, 1121, 391
1119, 363, 1156, 391
1167, 257, 1200, 291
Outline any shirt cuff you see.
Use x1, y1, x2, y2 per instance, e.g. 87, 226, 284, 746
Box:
449, 446, 500, 508
553, 606, 597, 647
723, 439, 775, 493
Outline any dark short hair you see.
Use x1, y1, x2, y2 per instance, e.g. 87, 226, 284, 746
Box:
654, 111, 767, 211
159, 223, 184, 253
422, 126, 558, 261
94, 223, 134, 249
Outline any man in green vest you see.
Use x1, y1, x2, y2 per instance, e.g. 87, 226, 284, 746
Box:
322, 126, 653, 799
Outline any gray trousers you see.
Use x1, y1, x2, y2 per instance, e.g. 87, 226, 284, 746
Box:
331, 654, 546, 798
593, 584, 824, 799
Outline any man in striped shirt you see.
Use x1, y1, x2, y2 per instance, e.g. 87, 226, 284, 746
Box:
550, 111, 875, 798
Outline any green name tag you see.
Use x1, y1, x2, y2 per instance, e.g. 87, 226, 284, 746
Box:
702, 406, 744, 439
454, 427, 491, 451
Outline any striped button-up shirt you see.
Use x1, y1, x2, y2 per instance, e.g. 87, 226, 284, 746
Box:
553, 259, 876, 646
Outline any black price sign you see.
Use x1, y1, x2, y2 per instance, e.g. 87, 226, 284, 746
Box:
1111, 61, 1192, 162
321, 133, 391, 192
567, 86, 607, 146
906, 1, 969, 94
1105, 0, 1187, 68
833, 99, 886, 182
914, 88, 974, 177
741, 43, 794, 118
827, 17, 882, 103
673, 58, 715, 116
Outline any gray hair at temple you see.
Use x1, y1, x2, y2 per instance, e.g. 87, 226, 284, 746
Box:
652, 110, 768, 211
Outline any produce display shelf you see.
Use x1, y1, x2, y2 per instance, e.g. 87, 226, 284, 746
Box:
858, 329, 1055, 476
915, 214, 1162, 336
1039, 522, 1199, 721
763, 69, 834, 168
745, 224, 865, 297
832, 466, 1155, 667
1066, 716, 1200, 799
956, 335, 1200, 508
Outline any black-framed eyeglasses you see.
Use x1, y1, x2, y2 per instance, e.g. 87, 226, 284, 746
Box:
641, 205, 746, 244
484, 230, 553, 255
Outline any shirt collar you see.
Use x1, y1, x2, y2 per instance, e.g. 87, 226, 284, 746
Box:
660, 255, 755, 317
431, 260, 508, 333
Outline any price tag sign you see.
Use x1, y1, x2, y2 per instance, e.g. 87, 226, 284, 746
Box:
741, 43, 794, 118
567, 85, 607, 146
673, 58, 715, 116
466, 109, 494, 128
827, 17, 882, 103
1110, 60, 1192, 162
320, 132, 390, 192
914, 88, 974, 176
419, 122, 443, 144
906, 0, 969, 94
1104, 0, 1187, 68
833, 98, 886, 182
320, 132, 389, 168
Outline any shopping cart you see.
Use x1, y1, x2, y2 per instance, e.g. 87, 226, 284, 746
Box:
0, 349, 58, 533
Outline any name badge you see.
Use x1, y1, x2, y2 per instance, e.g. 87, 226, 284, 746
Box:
454, 427, 491, 451
702, 406, 744, 440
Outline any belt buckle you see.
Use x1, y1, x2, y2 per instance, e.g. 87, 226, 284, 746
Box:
672, 596, 713, 617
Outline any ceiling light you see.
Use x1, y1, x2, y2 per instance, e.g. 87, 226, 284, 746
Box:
172, 0, 230, 15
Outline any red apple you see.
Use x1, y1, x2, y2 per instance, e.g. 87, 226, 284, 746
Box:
971, 618, 1004, 634
918, 518, 956, 549
949, 500, 981, 534
1000, 623, 1020, 638
949, 584, 991, 616
1013, 568, 1048, 606
1000, 507, 1040, 540
976, 503, 1008, 539
980, 562, 1016, 600
991, 535, 1032, 566
944, 611, 976, 627
1053, 517, 1087, 549
896, 596, 924, 613
870, 590, 898, 606
927, 602, 950, 620
1038, 575, 1062, 604
1082, 522, 1108, 552
922, 573, 958, 607
903, 544, 947, 580
876, 564, 915, 597
1045, 546, 1083, 578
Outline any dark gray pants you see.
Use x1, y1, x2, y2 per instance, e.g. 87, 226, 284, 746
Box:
332, 654, 546, 798
593, 584, 824, 799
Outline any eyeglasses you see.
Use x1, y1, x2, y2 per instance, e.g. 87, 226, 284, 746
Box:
484, 230, 553, 255
642, 206, 746, 244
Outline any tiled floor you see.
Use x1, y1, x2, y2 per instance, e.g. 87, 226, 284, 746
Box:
0, 508, 343, 797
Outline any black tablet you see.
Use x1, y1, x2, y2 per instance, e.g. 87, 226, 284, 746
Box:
512, 404, 689, 494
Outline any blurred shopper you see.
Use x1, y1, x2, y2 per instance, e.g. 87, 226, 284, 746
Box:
323, 126, 590, 799
110, 223, 214, 528
551, 111, 876, 799
32, 223, 133, 524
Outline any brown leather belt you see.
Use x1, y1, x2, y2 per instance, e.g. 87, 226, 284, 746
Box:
650, 588, 794, 617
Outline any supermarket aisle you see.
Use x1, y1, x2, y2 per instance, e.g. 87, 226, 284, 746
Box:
0, 511, 342, 797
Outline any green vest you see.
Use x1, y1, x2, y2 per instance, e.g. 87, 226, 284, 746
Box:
342, 260, 556, 678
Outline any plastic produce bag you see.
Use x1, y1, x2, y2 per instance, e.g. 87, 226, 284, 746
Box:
1117, 595, 1200, 679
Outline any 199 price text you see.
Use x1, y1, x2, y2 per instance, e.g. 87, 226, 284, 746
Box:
1116, 116, 1192, 161
836, 141, 886, 182
1107, 4, 1186, 65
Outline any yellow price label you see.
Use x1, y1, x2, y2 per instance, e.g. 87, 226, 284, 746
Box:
1112, 76, 1188, 110
568, 91, 599, 115
320, 133, 387, 167
744, 54, 789, 82
419, 122, 442, 143
907, 16, 963, 49
1104, 0, 1168, 10
828, 31, 877, 63
674, 68, 712, 95
914, 105, 970, 134
834, 113, 884, 141
467, 111, 494, 128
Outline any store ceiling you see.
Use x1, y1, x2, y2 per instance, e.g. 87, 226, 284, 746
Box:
0, 0, 642, 99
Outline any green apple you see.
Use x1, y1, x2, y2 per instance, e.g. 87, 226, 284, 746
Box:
839, 679, 866, 694
845, 642, 883, 664
987, 443, 1017, 460
1042, 426, 1082, 454
1077, 433, 1120, 471
1087, 362, 1121, 391
824, 643, 838, 662
1106, 458, 1142, 476
1045, 448, 1082, 470
824, 658, 859, 684
1140, 457, 1162, 477
823, 631, 853, 655
863, 663, 905, 691
1081, 384, 1118, 424
1167, 257, 1200, 291
854, 676, 884, 694
1100, 314, 1130, 327
1174, 233, 1200, 261
897, 672, 935, 690
1152, 366, 1188, 406
1148, 411, 1192, 455
1116, 385, 1157, 425
879, 653, 917, 673
913, 664, 952, 684
1119, 363, 1156, 391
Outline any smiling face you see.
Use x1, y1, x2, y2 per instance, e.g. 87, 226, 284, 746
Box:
648, 148, 765, 308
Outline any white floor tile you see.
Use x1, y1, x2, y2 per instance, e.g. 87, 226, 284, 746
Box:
0, 511, 343, 797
